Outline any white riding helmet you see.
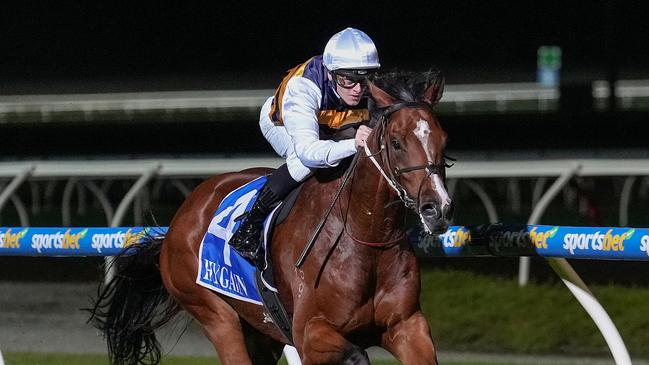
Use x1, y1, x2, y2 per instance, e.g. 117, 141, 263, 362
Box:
323, 27, 380, 71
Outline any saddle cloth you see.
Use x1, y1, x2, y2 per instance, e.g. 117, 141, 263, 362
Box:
196, 176, 279, 305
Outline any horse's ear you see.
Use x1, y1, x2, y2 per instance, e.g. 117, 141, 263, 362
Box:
422, 73, 445, 106
368, 81, 397, 108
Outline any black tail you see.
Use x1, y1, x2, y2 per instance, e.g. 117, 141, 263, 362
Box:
86, 234, 181, 365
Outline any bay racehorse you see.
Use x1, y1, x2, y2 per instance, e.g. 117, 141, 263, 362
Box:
88, 70, 453, 365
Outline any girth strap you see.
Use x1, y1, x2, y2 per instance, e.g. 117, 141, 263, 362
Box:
255, 271, 294, 345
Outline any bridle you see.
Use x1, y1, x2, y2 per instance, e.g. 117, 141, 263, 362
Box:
296, 100, 453, 267
363, 101, 453, 213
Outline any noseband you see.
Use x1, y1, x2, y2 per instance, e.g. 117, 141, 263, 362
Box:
364, 101, 453, 212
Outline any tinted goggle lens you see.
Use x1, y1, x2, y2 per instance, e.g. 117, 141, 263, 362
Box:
333, 71, 374, 89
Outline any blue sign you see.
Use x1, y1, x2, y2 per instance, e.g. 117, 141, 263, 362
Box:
3, 223, 649, 261
414, 224, 649, 261
0, 226, 166, 256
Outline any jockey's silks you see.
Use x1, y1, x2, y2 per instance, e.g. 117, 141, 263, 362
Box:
269, 55, 369, 131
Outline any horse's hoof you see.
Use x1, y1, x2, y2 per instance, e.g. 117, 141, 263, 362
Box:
342, 347, 370, 365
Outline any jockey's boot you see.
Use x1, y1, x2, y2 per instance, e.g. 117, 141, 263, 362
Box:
229, 181, 282, 261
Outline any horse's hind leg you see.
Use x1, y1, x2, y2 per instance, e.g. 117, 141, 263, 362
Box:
165, 266, 281, 364
181, 296, 255, 364
162, 240, 254, 363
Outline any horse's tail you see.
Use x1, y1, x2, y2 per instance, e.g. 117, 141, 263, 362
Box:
87, 234, 180, 365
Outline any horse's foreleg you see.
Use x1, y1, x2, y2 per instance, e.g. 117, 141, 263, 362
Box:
381, 311, 438, 365
300, 318, 370, 365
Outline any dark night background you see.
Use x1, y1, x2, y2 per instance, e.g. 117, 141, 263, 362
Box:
3, 2, 649, 86
1, 1, 649, 156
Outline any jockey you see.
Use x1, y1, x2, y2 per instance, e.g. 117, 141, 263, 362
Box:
229, 27, 381, 262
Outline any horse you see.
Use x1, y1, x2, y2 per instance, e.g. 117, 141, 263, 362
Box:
88, 70, 453, 365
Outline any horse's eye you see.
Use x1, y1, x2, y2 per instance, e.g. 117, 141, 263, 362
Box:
390, 139, 401, 150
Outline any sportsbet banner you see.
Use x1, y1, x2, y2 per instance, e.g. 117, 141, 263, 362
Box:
0, 227, 167, 256
1, 225, 648, 260
414, 224, 649, 260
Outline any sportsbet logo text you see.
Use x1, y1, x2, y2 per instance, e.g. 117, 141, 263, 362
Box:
439, 227, 471, 248
563, 229, 633, 255
0, 228, 29, 249
528, 226, 558, 249
31, 229, 87, 253
91, 229, 144, 253
640, 234, 649, 256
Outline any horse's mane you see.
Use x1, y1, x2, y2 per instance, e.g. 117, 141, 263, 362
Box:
368, 68, 444, 126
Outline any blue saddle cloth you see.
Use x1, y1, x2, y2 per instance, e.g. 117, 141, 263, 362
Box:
196, 176, 273, 305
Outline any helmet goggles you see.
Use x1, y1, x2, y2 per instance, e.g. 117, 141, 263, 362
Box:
331, 69, 376, 89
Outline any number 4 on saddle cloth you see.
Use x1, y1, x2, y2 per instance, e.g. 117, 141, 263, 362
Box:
196, 176, 296, 344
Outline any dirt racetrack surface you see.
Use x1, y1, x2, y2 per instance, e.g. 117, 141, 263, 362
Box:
0, 282, 213, 356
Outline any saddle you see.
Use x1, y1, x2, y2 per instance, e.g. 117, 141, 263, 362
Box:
197, 156, 354, 346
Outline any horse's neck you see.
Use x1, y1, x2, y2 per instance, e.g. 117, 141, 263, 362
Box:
344, 154, 405, 242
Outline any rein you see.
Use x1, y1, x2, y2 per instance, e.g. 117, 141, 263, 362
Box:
295, 152, 360, 268
344, 229, 404, 248
341, 150, 406, 249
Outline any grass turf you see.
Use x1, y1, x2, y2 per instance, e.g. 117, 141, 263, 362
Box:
420, 268, 649, 357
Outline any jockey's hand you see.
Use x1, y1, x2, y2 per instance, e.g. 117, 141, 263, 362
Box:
354, 125, 372, 150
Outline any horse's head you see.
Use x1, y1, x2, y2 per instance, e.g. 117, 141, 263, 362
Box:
366, 71, 453, 234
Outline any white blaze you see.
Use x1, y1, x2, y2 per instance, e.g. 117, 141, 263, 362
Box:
433, 174, 451, 207
414, 120, 434, 162
413, 119, 451, 208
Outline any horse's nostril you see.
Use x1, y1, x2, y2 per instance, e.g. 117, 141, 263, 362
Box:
420, 203, 441, 219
